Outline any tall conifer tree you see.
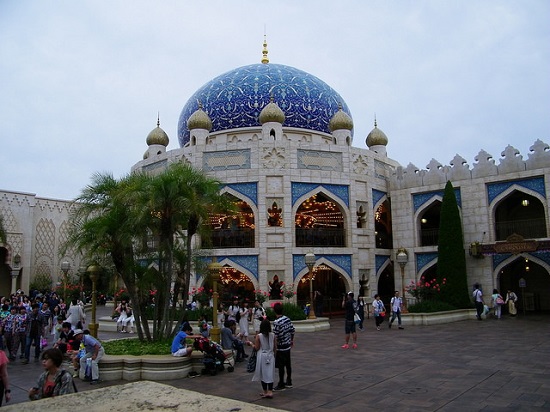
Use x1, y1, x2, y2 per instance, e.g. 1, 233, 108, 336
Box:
437, 181, 471, 308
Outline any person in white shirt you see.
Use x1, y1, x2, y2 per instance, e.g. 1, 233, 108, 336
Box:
473, 283, 484, 320
388, 291, 404, 329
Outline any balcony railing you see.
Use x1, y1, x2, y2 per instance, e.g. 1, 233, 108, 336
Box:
420, 228, 439, 246
495, 218, 547, 241
206, 228, 255, 248
296, 228, 346, 247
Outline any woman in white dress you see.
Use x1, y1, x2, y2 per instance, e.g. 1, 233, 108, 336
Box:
65, 298, 85, 330
238, 302, 250, 343
252, 319, 277, 398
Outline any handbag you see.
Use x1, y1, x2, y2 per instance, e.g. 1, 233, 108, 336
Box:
40, 337, 48, 349
246, 348, 257, 373
379, 311, 386, 318
496, 296, 505, 305
354, 313, 361, 324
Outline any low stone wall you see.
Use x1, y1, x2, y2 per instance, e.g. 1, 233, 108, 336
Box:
99, 350, 233, 381
1, 381, 285, 412
98, 315, 331, 333
402, 309, 477, 325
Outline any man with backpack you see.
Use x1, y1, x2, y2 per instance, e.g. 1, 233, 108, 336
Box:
341, 292, 358, 349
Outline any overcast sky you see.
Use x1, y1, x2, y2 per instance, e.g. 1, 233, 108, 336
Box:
1, 1, 549, 200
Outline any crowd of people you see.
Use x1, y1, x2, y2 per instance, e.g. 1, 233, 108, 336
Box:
0, 289, 107, 405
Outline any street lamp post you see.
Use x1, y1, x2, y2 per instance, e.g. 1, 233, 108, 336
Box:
208, 260, 222, 344
60, 261, 71, 304
396, 248, 409, 312
78, 265, 87, 303
10, 254, 21, 294
305, 252, 316, 319
87, 265, 101, 338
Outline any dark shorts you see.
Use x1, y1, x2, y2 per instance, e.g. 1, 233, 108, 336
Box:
345, 320, 356, 334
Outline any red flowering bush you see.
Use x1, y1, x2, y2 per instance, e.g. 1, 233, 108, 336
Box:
406, 276, 447, 302
281, 283, 296, 300
254, 289, 269, 304
189, 286, 212, 307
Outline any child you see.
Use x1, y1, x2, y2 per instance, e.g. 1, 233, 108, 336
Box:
199, 315, 210, 338
52, 316, 64, 342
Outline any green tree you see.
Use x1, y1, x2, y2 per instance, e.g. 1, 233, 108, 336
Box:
437, 180, 471, 308
64, 163, 232, 341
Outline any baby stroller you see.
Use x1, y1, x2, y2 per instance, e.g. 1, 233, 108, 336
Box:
193, 337, 234, 375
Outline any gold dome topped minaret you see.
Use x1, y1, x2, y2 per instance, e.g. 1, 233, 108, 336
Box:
261, 35, 269, 64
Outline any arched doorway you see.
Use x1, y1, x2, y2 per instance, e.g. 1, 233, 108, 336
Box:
494, 191, 547, 240
377, 266, 395, 307
296, 264, 347, 317
498, 255, 550, 312
200, 265, 255, 307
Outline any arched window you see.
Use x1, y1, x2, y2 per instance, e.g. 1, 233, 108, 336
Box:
494, 191, 546, 240
205, 194, 255, 248
418, 201, 441, 246
295, 193, 345, 247
374, 200, 393, 249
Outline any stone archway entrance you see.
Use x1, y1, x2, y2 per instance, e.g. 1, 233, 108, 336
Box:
296, 264, 346, 317
498, 256, 550, 312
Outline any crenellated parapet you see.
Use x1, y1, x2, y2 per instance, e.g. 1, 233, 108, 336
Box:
390, 139, 550, 189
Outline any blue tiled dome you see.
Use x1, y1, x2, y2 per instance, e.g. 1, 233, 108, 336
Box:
178, 63, 353, 147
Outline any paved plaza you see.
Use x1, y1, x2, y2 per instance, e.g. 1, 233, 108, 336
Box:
4, 307, 550, 411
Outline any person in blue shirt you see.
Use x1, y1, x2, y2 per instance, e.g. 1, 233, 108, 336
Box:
73, 329, 104, 384
171, 324, 200, 357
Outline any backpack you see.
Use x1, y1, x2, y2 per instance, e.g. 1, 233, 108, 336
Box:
55, 370, 78, 393
235, 310, 241, 322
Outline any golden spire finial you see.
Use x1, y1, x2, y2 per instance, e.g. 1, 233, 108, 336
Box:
374, 113, 377, 128
261, 33, 269, 64
157, 112, 160, 127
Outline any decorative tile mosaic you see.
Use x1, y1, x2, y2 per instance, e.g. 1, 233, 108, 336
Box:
291, 182, 349, 207
492, 251, 550, 270
487, 176, 545, 205
413, 188, 462, 212
222, 182, 258, 206
203, 149, 251, 171
416, 252, 438, 272
292, 254, 352, 280
178, 63, 352, 147
372, 189, 386, 209
297, 149, 343, 171
198, 255, 259, 281
375, 254, 390, 274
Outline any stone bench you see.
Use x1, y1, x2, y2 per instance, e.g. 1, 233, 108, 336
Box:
98, 350, 234, 381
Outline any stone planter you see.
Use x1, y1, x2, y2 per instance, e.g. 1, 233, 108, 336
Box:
402, 309, 477, 326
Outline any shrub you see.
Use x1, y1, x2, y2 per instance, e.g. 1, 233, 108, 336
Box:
407, 300, 457, 313
103, 338, 172, 355
265, 302, 306, 321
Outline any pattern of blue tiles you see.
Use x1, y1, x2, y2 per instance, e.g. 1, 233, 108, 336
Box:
413, 189, 462, 212
375, 254, 390, 274
492, 251, 550, 270
372, 189, 386, 209
291, 182, 349, 207
292, 254, 352, 280
178, 63, 352, 147
487, 176, 545, 205
198, 255, 259, 281
222, 182, 258, 206
416, 252, 438, 272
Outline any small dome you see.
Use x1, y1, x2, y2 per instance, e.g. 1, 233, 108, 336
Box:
259, 98, 285, 124
366, 120, 388, 147
329, 107, 353, 132
187, 104, 212, 131
146, 118, 169, 146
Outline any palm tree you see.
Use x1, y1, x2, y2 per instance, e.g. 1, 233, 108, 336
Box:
65, 163, 232, 341
64, 172, 153, 340
133, 162, 232, 336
